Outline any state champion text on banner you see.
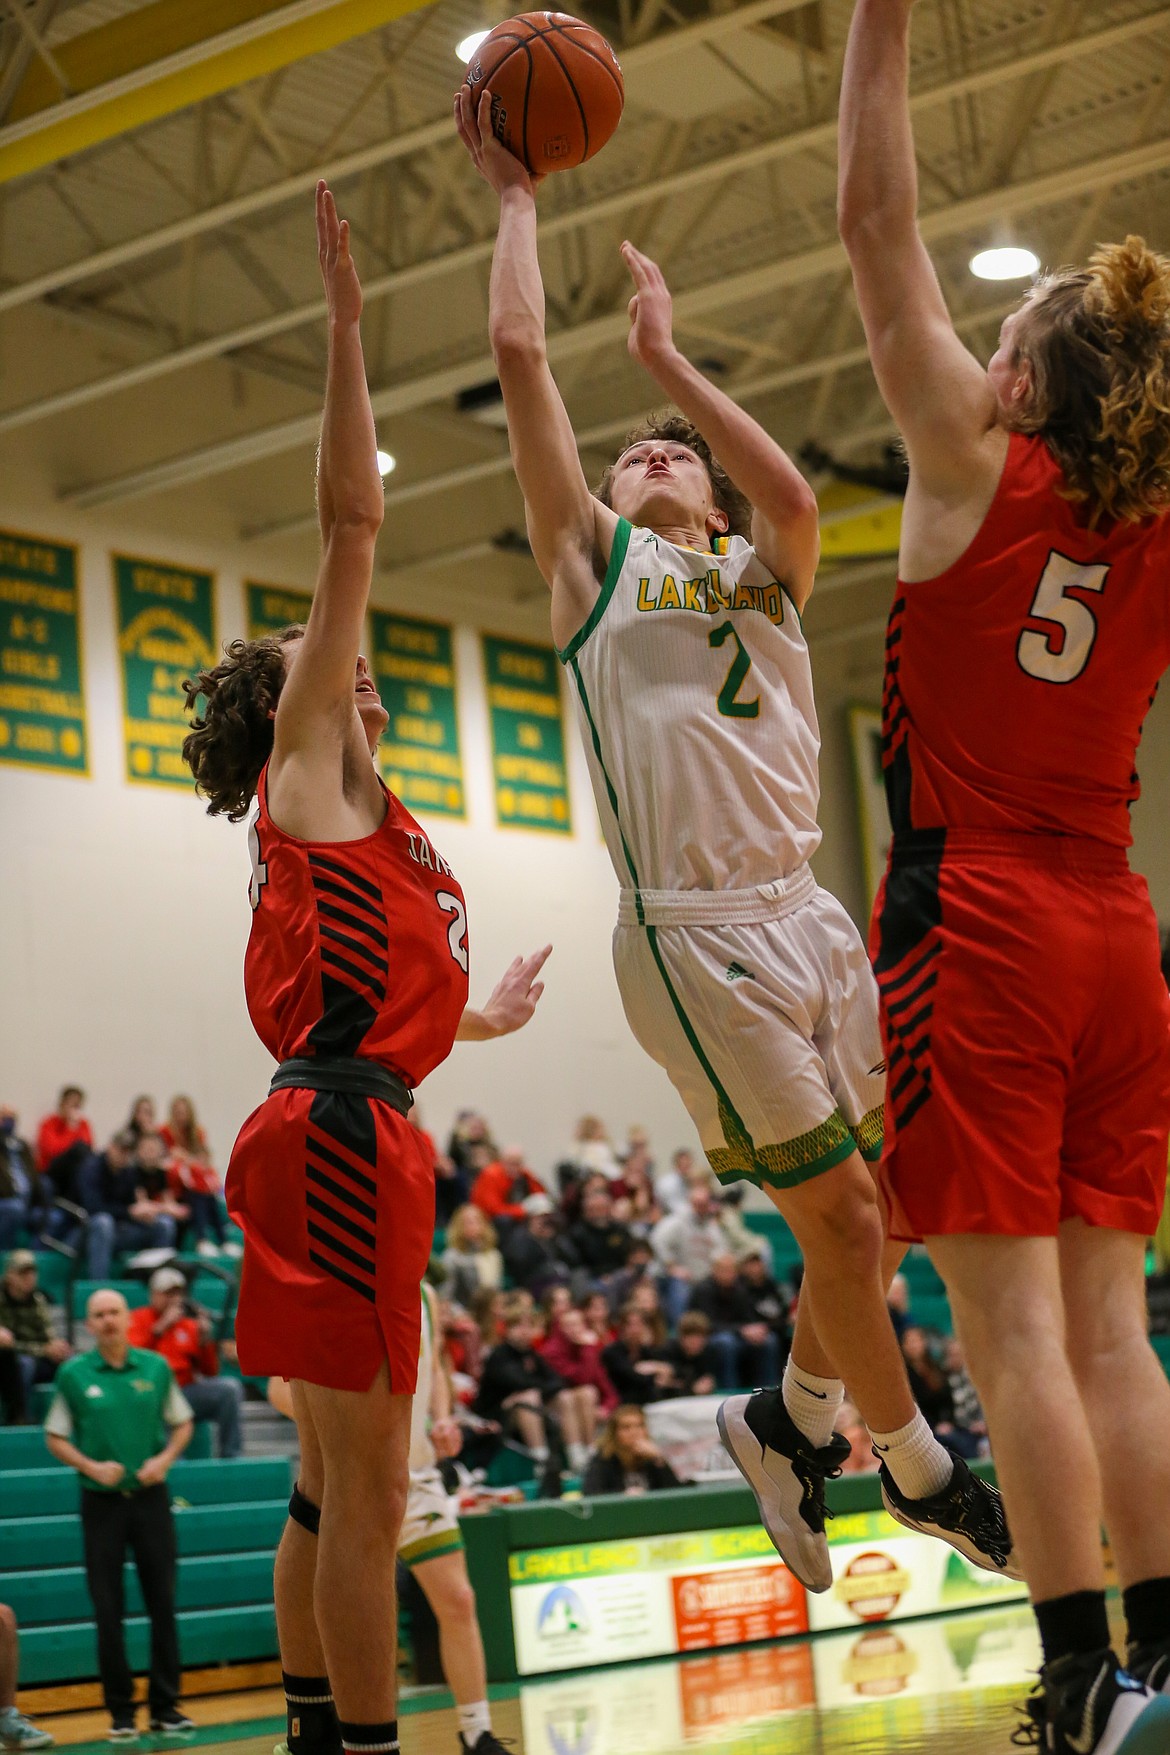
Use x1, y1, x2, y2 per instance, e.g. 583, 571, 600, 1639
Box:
113, 554, 216, 789
481, 634, 571, 835
371, 609, 465, 820
245, 582, 313, 641
0, 526, 87, 776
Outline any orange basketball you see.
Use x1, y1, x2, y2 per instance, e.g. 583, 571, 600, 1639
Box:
463, 12, 624, 175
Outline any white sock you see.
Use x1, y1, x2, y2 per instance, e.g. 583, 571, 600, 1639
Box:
782, 1359, 845, 1451
869, 1410, 954, 1500
457, 1701, 491, 1747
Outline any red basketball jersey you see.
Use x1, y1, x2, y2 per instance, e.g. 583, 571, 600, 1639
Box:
883, 432, 1170, 843
244, 764, 469, 1084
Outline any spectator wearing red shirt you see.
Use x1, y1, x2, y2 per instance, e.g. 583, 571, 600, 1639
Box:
541, 1306, 618, 1417
127, 1268, 242, 1458
470, 1145, 544, 1231
36, 1086, 92, 1174
160, 1097, 230, 1258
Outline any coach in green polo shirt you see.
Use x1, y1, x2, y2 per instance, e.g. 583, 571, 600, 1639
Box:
44, 1288, 194, 1741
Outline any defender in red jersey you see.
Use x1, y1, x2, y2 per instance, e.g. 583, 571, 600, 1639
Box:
841, 4, 1170, 1750
181, 185, 549, 1755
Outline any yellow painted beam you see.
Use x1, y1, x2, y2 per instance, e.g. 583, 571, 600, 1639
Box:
0, 0, 439, 185
9, 0, 296, 121
818, 480, 903, 561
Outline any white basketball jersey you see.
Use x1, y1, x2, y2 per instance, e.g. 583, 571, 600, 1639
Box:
560, 518, 822, 892
409, 1285, 437, 1478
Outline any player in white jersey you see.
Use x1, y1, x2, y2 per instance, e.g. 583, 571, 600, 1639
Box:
269, 1284, 504, 1755
456, 88, 1017, 1593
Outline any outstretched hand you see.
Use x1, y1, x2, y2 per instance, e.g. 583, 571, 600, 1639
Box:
454, 86, 543, 199
479, 943, 552, 1037
316, 180, 362, 326
621, 241, 676, 369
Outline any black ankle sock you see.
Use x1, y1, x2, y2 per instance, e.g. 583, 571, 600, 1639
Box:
338, 1721, 399, 1755
1123, 1577, 1170, 1649
1034, 1591, 1112, 1668
283, 1673, 338, 1754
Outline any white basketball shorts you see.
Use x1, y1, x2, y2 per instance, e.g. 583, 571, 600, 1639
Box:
398, 1468, 463, 1568
613, 866, 885, 1190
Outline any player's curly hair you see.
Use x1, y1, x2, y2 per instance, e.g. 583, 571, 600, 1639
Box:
595, 410, 753, 540
1009, 236, 1170, 526
181, 626, 304, 821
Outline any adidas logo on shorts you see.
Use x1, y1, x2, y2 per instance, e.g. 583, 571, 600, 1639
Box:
725, 962, 755, 983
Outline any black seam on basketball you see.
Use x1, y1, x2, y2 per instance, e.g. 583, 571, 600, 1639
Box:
550, 29, 624, 100
539, 31, 590, 162
522, 41, 535, 175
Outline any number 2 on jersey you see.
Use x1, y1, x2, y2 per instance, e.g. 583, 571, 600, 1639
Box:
436, 890, 469, 974
709, 620, 760, 718
1017, 551, 1110, 685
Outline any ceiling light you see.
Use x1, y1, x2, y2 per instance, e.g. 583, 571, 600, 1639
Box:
970, 246, 1040, 282
376, 450, 396, 477
456, 29, 491, 61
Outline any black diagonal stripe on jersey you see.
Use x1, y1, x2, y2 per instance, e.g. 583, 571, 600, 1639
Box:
880, 941, 941, 994
899, 1001, 934, 1039
316, 897, 388, 950
306, 1191, 375, 1253
310, 873, 386, 927
306, 1163, 377, 1224
895, 1082, 933, 1131
885, 970, 939, 1019
320, 943, 387, 995
309, 1249, 375, 1302
306, 1219, 375, 1277
890, 1063, 920, 1105
309, 853, 383, 904
318, 921, 390, 978
306, 1133, 378, 1190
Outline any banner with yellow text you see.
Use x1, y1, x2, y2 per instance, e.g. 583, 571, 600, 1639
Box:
482, 635, 571, 835
114, 554, 216, 789
370, 610, 465, 820
0, 526, 86, 775
245, 581, 313, 640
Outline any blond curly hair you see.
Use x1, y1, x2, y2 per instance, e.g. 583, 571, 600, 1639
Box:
1009, 235, 1170, 526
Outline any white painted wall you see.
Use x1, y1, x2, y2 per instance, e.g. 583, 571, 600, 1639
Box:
0, 488, 704, 1184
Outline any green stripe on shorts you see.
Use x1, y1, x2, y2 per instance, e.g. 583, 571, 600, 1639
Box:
853, 1103, 884, 1162
400, 1528, 465, 1569
710, 1108, 861, 1192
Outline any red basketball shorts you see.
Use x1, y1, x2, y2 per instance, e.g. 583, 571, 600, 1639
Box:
225, 1086, 433, 1392
869, 830, 1170, 1241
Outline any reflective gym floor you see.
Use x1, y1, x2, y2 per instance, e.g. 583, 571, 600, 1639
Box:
38, 1603, 1049, 1755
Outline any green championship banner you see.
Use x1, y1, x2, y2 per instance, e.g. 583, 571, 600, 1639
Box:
0, 526, 86, 775
482, 634, 571, 835
113, 553, 216, 789
371, 610, 465, 820
245, 580, 313, 640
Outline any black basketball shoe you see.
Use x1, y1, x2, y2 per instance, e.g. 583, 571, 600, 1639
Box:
1011, 1649, 1170, 1752
877, 1448, 1022, 1579
717, 1389, 849, 1592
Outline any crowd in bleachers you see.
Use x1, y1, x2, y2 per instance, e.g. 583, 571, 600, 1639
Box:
10, 1087, 1167, 1492
412, 1106, 994, 1494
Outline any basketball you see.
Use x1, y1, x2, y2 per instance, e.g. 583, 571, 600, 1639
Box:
462, 11, 624, 175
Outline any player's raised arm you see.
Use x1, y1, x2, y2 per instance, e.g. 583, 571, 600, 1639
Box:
455, 90, 614, 625
272, 182, 384, 769
620, 243, 820, 607
838, 0, 998, 492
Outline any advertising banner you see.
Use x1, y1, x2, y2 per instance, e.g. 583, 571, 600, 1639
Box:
509, 1527, 807, 1676
481, 634, 571, 834
0, 526, 86, 775
371, 610, 466, 819
809, 1512, 1028, 1634
113, 553, 216, 788
245, 581, 313, 639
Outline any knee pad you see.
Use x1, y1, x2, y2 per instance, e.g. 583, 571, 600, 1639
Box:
288, 1484, 321, 1536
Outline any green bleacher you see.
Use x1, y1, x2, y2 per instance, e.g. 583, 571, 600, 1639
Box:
0, 1445, 289, 1687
